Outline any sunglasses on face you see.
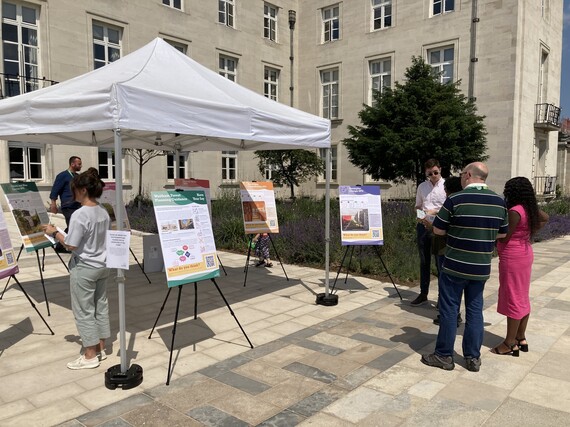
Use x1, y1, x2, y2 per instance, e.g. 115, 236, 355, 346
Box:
426, 171, 440, 177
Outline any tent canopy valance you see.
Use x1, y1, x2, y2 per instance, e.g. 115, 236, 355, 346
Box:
0, 38, 330, 151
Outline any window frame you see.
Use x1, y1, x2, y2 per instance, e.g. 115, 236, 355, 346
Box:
320, 67, 340, 120
322, 5, 340, 43
221, 150, 238, 182
318, 146, 338, 182
218, 0, 235, 27
1, 1, 40, 97
263, 66, 279, 101
92, 21, 122, 70
368, 57, 392, 105
7, 142, 43, 182
219, 54, 238, 82
162, 0, 182, 10
427, 45, 455, 84
371, 0, 392, 31
431, 0, 455, 16
263, 3, 278, 42
98, 149, 117, 181
166, 152, 188, 180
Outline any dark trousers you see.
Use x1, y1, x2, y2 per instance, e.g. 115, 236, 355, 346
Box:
417, 223, 438, 295
61, 206, 79, 232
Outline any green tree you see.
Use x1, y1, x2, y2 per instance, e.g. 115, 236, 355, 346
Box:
254, 150, 325, 199
125, 148, 166, 198
344, 56, 487, 186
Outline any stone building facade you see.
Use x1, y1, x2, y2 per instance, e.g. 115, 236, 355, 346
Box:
0, 0, 563, 207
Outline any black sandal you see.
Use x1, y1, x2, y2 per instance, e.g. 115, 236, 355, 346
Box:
491, 341, 519, 357
516, 338, 529, 352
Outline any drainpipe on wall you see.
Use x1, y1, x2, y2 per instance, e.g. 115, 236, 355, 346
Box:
288, 10, 296, 107
468, 0, 479, 101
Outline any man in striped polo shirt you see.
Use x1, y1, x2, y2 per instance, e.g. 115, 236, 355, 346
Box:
421, 162, 508, 372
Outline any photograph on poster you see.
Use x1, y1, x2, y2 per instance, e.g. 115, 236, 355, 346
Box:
339, 186, 383, 246
179, 218, 195, 230
1, 182, 53, 252
239, 182, 279, 234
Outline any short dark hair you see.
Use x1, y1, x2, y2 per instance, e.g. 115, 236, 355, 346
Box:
69, 156, 81, 165
424, 158, 440, 170
444, 176, 462, 194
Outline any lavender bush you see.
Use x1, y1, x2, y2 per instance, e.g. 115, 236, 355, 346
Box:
126, 194, 570, 283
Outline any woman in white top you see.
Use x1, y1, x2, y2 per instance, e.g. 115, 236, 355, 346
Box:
43, 168, 111, 370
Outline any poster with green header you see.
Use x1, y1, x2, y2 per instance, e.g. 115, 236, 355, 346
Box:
0, 182, 53, 253
151, 190, 219, 287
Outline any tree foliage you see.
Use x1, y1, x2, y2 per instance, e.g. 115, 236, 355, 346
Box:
254, 150, 325, 198
344, 56, 488, 186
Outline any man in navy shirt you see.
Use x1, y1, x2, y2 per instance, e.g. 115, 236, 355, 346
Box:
49, 156, 83, 237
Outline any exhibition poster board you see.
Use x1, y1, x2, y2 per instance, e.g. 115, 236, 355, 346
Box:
339, 185, 384, 246
239, 181, 279, 234
151, 190, 219, 287
99, 182, 130, 230
174, 178, 212, 219
0, 182, 53, 252
0, 211, 19, 280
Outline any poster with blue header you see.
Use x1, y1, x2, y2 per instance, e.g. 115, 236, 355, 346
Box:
151, 190, 219, 287
339, 186, 384, 246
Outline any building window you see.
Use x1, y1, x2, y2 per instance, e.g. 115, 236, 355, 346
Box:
219, 0, 234, 27
264, 3, 277, 41
92, 22, 122, 69
8, 143, 42, 181
264, 66, 279, 101
98, 150, 116, 180
322, 5, 340, 43
1, 1, 39, 97
319, 147, 337, 181
539, 50, 549, 103
167, 153, 187, 180
432, 0, 454, 16
164, 39, 187, 54
222, 151, 237, 181
162, 0, 182, 10
428, 46, 454, 84
320, 68, 339, 119
372, 0, 392, 30
219, 55, 237, 81
264, 162, 277, 180
369, 58, 391, 104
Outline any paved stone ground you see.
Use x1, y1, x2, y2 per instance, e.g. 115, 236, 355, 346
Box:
1, 214, 570, 426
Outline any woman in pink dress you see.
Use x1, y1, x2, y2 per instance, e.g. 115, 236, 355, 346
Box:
491, 177, 549, 356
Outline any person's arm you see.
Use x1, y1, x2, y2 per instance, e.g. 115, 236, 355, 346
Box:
537, 210, 549, 231
433, 226, 446, 236
49, 172, 64, 214
41, 224, 77, 250
497, 209, 519, 243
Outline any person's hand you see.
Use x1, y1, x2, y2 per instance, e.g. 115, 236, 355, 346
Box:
420, 218, 433, 230
42, 224, 56, 235
49, 203, 58, 214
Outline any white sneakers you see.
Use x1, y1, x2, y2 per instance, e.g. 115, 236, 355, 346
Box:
67, 349, 108, 370
67, 355, 100, 370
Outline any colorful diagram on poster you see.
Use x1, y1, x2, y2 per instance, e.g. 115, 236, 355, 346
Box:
339, 186, 383, 246
240, 181, 279, 234
175, 178, 212, 220
0, 211, 19, 280
152, 190, 219, 287
0, 182, 53, 252
99, 182, 130, 230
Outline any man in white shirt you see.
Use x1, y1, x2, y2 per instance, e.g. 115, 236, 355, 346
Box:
411, 159, 447, 306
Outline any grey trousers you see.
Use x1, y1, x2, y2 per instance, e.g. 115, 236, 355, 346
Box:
69, 257, 110, 348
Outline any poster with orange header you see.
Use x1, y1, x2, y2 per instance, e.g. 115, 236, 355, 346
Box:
239, 182, 279, 234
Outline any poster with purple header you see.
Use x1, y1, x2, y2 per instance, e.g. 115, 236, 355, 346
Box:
339, 186, 383, 246
0, 211, 19, 280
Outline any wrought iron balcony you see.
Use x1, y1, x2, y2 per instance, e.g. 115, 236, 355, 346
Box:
534, 103, 561, 131
534, 175, 556, 197
0, 73, 58, 99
